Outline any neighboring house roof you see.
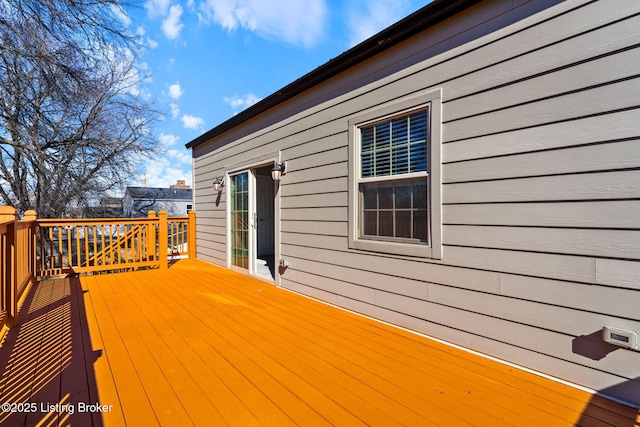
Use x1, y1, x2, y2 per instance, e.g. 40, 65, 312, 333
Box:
100, 197, 123, 206
84, 205, 123, 218
185, 0, 478, 149
125, 187, 192, 201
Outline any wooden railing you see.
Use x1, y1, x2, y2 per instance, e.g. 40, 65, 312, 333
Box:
83, 223, 147, 269
1, 208, 37, 328
167, 214, 195, 258
36, 210, 196, 276
37, 218, 154, 276
0, 207, 195, 330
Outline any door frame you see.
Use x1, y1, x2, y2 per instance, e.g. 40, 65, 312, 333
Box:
225, 152, 282, 285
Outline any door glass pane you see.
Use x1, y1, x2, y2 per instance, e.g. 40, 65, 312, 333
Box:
231, 172, 249, 269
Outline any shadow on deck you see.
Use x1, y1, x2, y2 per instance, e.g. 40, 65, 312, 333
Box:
0, 277, 102, 426
0, 259, 638, 426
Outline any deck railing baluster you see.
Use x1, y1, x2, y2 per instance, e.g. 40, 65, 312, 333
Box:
92, 225, 97, 266
123, 224, 129, 264
57, 224, 63, 270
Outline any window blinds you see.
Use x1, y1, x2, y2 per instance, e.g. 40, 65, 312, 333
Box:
361, 110, 428, 178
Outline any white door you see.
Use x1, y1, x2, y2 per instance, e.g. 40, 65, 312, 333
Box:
229, 166, 275, 278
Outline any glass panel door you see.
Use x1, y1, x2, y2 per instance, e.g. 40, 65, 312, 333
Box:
230, 172, 249, 269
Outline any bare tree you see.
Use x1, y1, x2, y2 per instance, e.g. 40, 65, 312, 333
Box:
0, 0, 161, 217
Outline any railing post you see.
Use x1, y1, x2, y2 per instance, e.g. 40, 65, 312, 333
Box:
188, 210, 196, 259
158, 210, 168, 270
147, 211, 156, 261
23, 210, 37, 284
0, 206, 17, 327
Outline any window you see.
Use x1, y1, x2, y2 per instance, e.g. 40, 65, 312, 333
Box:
360, 110, 428, 243
361, 178, 428, 242
348, 89, 441, 259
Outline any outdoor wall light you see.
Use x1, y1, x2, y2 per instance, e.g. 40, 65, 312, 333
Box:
213, 177, 225, 192
271, 162, 286, 181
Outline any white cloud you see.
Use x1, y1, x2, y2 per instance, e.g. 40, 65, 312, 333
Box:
159, 133, 179, 147
169, 103, 180, 118
138, 137, 192, 188
141, 159, 192, 188
145, 0, 171, 19
199, 0, 327, 47
181, 114, 205, 130
146, 137, 191, 181
168, 82, 183, 99
162, 5, 184, 39
112, 4, 132, 27
135, 26, 159, 48
167, 149, 192, 164
224, 93, 262, 113
346, 0, 411, 47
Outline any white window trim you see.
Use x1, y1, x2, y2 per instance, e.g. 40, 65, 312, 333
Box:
359, 170, 427, 184
348, 88, 442, 259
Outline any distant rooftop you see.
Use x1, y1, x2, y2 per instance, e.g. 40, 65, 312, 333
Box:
125, 187, 192, 201
170, 180, 191, 189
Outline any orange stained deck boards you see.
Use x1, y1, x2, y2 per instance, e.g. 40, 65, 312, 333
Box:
158, 270, 484, 426
0, 260, 636, 426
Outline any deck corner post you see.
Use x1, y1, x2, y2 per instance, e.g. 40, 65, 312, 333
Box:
0, 206, 16, 222
188, 210, 196, 259
158, 210, 168, 270
0, 206, 18, 327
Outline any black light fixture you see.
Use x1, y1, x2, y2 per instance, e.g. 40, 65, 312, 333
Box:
213, 177, 225, 192
271, 162, 286, 181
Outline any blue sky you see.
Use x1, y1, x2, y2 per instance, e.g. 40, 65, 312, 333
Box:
122, 0, 431, 188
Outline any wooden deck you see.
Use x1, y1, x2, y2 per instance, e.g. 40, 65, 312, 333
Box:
0, 260, 637, 426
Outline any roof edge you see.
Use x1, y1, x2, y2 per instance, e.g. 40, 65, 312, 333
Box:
186, 0, 479, 149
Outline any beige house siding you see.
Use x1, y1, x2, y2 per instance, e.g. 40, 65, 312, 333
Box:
191, 0, 640, 406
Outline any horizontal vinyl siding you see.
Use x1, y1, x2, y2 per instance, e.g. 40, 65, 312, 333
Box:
444, 226, 640, 259
193, 0, 640, 406
443, 201, 640, 228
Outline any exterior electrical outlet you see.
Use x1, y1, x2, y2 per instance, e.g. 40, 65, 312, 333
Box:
603, 326, 639, 351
